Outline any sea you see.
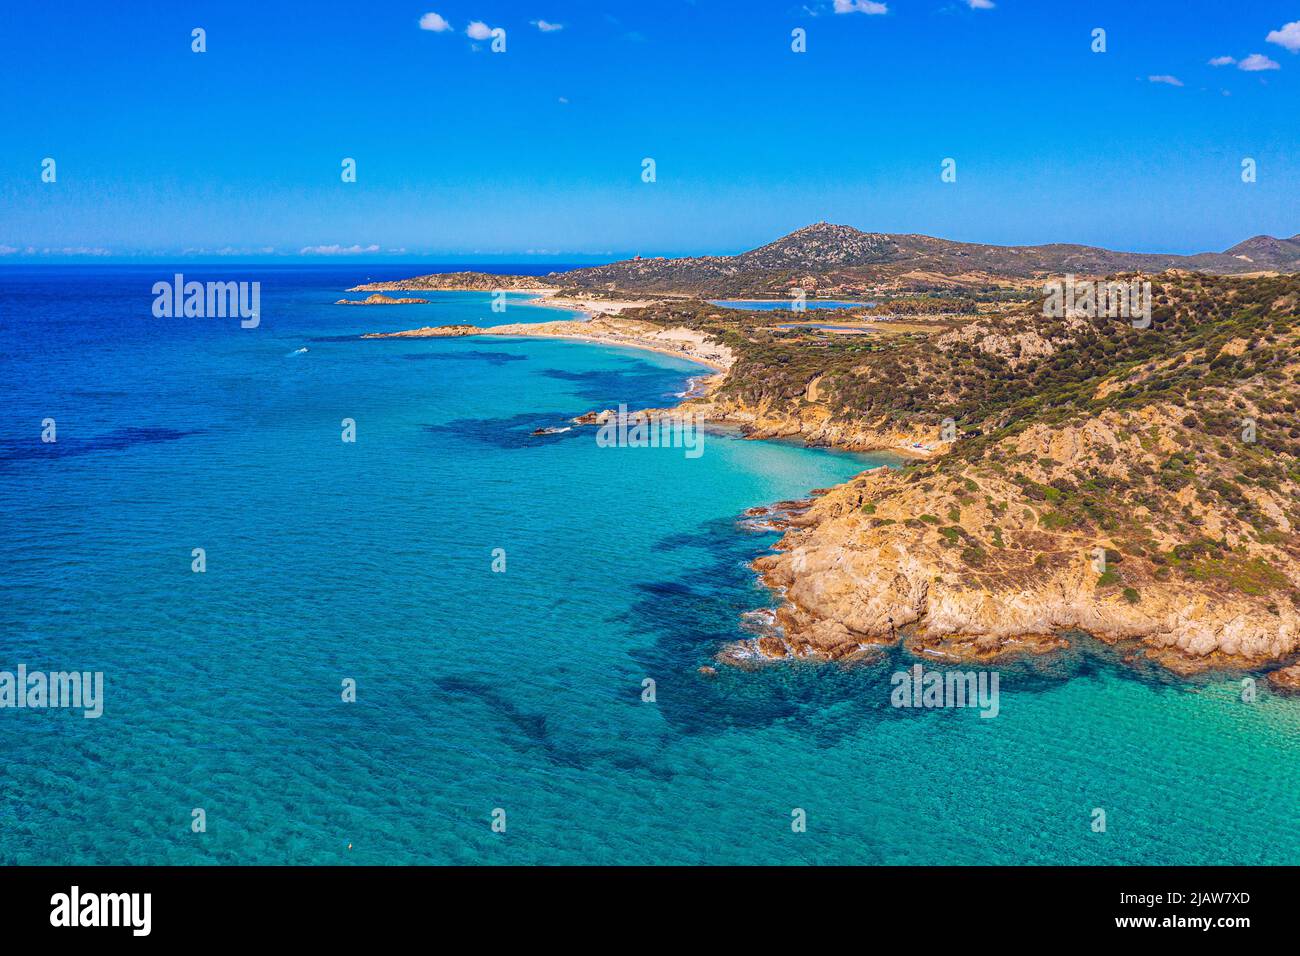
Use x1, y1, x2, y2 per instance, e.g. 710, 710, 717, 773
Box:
2, 265, 1298, 865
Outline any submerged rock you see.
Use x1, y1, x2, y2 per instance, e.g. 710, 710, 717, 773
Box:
1267, 664, 1300, 693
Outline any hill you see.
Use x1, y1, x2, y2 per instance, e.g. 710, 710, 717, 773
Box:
639, 272, 1300, 672
353, 223, 1300, 298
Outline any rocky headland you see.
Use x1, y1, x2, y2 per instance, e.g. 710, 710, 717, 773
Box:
705, 273, 1300, 682
349, 272, 553, 293
336, 293, 429, 305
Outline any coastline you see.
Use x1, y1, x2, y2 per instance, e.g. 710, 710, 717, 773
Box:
722, 411, 1300, 679
363, 314, 736, 374
494, 330, 732, 374
511, 289, 661, 320
355, 283, 1300, 684
358, 292, 939, 455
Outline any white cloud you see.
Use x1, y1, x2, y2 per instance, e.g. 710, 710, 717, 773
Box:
1208, 55, 1235, 66
0, 245, 18, 255
1238, 52, 1280, 71
299, 244, 380, 256
1265, 20, 1300, 53
1148, 75, 1184, 86
418, 12, 452, 32
42, 247, 111, 256
466, 21, 493, 40
532, 19, 563, 32
966, 0, 995, 9
833, 0, 887, 14
182, 245, 277, 256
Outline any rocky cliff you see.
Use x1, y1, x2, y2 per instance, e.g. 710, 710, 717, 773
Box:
731, 403, 1299, 674
700, 273, 1300, 675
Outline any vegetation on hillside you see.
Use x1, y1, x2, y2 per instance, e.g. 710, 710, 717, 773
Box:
637, 273, 1300, 607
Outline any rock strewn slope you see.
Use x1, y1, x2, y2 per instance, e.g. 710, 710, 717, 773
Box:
742, 404, 1299, 672
705, 273, 1300, 672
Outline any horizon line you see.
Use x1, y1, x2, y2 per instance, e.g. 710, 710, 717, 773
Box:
1, 222, 1295, 266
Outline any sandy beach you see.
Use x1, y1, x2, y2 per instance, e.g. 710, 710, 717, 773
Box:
364, 314, 735, 373
512, 290, 663, 319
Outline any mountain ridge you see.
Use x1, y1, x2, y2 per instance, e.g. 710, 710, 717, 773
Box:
548, 222, 1300, 295
351, 221, 1300, 298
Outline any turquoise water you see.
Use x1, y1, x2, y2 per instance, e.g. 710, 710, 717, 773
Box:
336, 288, 552, 326
3, 267, 1299, 865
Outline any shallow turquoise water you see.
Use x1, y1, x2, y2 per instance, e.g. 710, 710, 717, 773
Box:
2, 267, 1298, 865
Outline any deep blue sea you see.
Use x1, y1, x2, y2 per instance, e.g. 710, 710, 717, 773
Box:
3, 266, 1299, 865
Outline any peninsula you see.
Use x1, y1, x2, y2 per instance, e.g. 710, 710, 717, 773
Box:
359, 223, 1300, 678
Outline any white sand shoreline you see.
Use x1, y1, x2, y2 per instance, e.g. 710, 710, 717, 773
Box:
486, 330, 731, 373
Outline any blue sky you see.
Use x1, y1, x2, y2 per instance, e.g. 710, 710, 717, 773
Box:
1, 0, 1298, 262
